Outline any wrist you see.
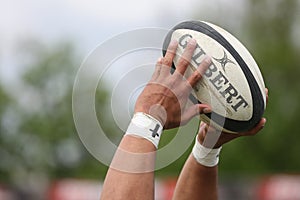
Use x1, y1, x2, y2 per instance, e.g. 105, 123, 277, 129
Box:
125, 112, 163, 149
134, 104, 167, 128
192, 137, 222, 167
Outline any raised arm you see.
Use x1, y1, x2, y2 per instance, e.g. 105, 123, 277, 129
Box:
172, 88, 268, 200
173, 89, 268, 200
172, 118, 267, 200
100, 39, 212, 200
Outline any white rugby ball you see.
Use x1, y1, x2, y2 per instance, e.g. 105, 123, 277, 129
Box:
162, 21, 266, 133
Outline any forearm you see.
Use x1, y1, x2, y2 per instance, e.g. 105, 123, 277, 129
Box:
172, 154, 218, 200
100, 39, 213, 200
100, 135, 156, 200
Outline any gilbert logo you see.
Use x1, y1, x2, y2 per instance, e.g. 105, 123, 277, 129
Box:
213, 50, 235, 72
178, 34, 249, 112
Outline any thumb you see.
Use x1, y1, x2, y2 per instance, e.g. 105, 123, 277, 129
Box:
197, 122, 208, 144
181, 104, 211, 125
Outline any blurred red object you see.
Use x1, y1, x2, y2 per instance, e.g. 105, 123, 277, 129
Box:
257, 175, 300, 200
48, 179, 101, 200
162, 179, 177, 200
0, 185, 14, 200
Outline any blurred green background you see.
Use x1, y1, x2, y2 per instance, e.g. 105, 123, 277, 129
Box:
1, 0, 300, 199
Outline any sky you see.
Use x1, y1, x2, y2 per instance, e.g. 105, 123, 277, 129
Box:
0, 0, 250, 85
0, 0, 249, 51
1, 0, 204, 50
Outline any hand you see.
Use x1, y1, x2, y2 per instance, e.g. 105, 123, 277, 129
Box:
197, 88, 269, 148
134, 39, 212, 129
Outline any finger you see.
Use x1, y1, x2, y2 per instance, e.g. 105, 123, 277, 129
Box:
202, 124, 223, 149
187, 56, 212, 87
181, 104, 211, 125
243, 118, 267, 136
151, 57, 163, 80
175, 39, 197, 75
197, 122, 208, 143
265, 88, 269, 104
199, 121, 207, 132
203, 121, 209, 133
162, 40, 178, 67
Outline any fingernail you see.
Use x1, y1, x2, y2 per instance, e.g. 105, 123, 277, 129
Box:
203, 107, 212, 113
260, 118, 267, 129
189, 38, 196, 46
263, 118, 267, 126
170, 39, 178, 46
203, 55, 212, 64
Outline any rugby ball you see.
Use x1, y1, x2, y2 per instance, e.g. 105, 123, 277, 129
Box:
162, 21, 266, 133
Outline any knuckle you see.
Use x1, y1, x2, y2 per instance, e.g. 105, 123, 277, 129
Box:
192, 71, 202, 80
163, 58, 172, 66
178, 58, 190, 67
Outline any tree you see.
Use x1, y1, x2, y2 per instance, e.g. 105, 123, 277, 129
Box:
0, 85, 11, 182
0, 40, 112, 190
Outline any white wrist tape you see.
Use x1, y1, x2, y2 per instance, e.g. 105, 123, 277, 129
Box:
192, 137, 222, 167
125, 112, 163, 149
